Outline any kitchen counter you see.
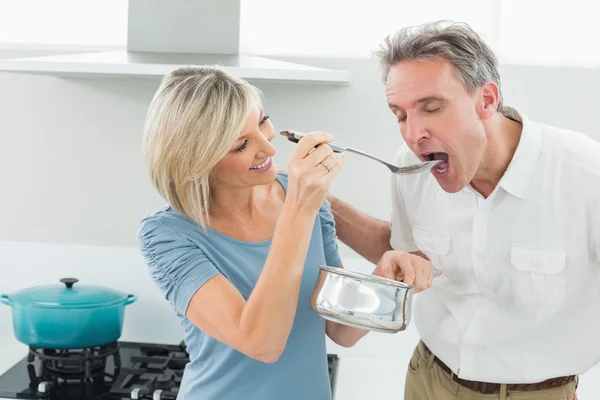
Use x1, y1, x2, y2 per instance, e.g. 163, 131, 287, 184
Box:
0, 340, 26, 400
0, 341, 27, 375
1, 337, 599, 400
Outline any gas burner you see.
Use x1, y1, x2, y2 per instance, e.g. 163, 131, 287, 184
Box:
26, 342, 121, 394
0, 341, 338, 400
137, 342, 189, 371
110, 342, 188, 400
43, 352, 104, 378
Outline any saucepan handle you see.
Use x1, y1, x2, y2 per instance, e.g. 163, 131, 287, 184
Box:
0, 294, 10, 306
124, 294, 137, 305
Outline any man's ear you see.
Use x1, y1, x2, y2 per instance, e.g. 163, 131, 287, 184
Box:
478, 81, 500, 120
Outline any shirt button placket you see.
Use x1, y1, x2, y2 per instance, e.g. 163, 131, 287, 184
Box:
472, 194, 495, 296
460, 192, 495, 378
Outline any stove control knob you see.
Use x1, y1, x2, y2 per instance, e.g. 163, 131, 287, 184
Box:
131, 388, 141, 399
37, 381, 52, 395
153, 389, 163, 400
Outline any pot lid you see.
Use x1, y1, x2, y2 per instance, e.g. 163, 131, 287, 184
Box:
9, 278, 129, 308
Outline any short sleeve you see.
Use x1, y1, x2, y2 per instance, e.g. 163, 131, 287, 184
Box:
137, 217, 221, 317
319, 199, 343, 268
390, 165, 419, 253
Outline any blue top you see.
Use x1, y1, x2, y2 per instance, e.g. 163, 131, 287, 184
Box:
137, 173, 343, 400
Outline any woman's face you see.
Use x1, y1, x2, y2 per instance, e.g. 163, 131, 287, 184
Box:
211, 104, 278, 190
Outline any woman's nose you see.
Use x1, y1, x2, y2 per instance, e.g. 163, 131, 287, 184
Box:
258, 130, 276, 157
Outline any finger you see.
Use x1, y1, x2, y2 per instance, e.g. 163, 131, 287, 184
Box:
319, 162, 343, 185
427, 267, 434, 288
291, 131, 331, 159
401, 258, 417, 287
305, 143, 334, 165
377, 259, 397, 281
419, 260, 435, 292
425, 271, 433, 289
413, 262, 428, 293
320, 153, 345, 179
291, 131, 334, 159
395, 270, 405, 281
420, 259, 431, 290
316, 153, 338, 174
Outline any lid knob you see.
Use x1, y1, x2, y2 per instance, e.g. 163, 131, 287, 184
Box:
60, 278, 79, 289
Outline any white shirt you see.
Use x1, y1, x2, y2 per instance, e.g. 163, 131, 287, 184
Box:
390, 106, 600, 383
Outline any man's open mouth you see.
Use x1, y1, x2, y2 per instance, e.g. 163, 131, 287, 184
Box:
422, 152, 449, 173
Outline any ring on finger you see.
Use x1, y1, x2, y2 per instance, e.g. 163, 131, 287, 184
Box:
320, 161, 333, 172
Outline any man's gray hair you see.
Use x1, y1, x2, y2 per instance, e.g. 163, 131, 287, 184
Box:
374, 20, 503, 111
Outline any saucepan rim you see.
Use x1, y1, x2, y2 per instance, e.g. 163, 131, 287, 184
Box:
319, 265, 415, 290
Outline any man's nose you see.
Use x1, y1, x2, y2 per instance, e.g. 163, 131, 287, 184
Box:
403, 117, 429, 145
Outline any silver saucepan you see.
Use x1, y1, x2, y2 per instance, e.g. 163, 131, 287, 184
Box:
311, 266, 414, 333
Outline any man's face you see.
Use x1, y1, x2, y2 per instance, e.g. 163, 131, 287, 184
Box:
385, 59, 489, 193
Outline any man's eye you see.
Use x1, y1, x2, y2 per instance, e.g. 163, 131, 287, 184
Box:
425, 107, 441, 114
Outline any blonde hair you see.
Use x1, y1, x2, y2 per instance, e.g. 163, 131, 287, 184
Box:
142, 66, 262, 228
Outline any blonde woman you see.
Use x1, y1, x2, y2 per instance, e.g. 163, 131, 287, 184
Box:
137, 66, 433, 400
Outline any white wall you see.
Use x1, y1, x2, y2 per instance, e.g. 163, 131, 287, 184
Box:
0, 52, 599, 397
1, 52, 599, 257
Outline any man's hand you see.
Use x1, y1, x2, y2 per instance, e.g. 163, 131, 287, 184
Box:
373, 251, 434, 293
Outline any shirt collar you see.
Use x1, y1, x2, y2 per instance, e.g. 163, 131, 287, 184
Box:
495, 106, 542, 200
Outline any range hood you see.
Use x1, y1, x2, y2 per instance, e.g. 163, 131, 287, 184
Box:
0, 0, 351, 85
0, 51, 351, 84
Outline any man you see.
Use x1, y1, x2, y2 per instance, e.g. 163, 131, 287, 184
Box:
328, 20, 599, 399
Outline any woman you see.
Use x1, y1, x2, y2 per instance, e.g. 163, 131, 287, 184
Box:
137, 66, 432, 400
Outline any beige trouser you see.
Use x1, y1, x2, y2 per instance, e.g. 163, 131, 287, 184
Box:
404, 341, 578, 400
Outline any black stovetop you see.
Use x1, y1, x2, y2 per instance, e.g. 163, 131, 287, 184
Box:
0, 341, 339, 400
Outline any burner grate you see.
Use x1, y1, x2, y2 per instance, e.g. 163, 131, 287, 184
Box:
109, 342, 188, 400
24, 342, 120, 398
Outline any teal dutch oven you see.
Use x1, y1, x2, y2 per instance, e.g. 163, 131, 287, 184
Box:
1, 278, 137, 349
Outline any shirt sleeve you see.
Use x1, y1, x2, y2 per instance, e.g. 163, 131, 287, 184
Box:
390, 171, 419, 253
137, 217, 221, 317
319, 199, 343, 268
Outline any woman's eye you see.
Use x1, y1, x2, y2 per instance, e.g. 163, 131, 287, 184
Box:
234, 139, 248, 153
260, 115, 270, 124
